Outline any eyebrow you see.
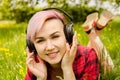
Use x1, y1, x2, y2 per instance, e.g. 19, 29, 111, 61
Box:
35, 31, 60, 39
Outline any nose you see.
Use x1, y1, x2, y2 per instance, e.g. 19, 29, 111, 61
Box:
45, 40, 54, 51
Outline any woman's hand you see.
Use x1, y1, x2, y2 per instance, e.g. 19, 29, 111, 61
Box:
61, 32, 77, 70
26, 48, 47, 80
61, 32, 77, 80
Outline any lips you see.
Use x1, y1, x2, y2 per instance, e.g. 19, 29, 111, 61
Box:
46, 52, 58, 59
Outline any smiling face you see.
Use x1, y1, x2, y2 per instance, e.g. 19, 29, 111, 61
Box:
33, 19, 67, 66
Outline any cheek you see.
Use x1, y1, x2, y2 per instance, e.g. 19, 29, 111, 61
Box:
55, 38, 67, 52
35, 45, 46, 59
34, 44, 44, 54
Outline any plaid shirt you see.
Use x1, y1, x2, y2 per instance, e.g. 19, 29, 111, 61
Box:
25, 45, 99, 80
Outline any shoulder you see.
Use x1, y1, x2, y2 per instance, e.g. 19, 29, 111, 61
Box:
74, 44, 97, 63
73, 45, 99, 76
73, 45, 99, 79
76, 44, 96, 56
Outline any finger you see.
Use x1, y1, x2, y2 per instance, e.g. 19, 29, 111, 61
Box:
72, 31, 78, 46
26, 52, 34, 61
62, 43, 70, 58
70, 31, 78, 55
26, 58, 35, 66
66, 43, 70, 53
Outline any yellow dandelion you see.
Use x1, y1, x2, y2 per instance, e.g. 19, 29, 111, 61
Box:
106, 46, 109, 49
77, 33, 81, 37
21, 33, 25, 37
19, 68, 24, 76
24, 51, 26, 55
19, 61, 23, 64
0, 48, 9, 52
9, 53, 13, 57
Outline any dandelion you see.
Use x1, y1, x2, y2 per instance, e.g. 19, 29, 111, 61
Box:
106, 46, 110, 50
0, 47, 9, 52
19, 68, 24, 76
19, 61, 23, 64
21, 33, 25, 37
77, 33, 81, 37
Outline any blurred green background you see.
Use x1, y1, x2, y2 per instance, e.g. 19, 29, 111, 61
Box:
0, 0, 120, 80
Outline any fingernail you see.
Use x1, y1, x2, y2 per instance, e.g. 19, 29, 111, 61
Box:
66, 43, 70, 49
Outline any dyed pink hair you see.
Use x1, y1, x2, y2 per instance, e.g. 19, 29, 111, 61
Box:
27, 10, 66, 41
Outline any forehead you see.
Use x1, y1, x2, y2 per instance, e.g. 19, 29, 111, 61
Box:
36, 19, 64, 36
27, 10, 66, 41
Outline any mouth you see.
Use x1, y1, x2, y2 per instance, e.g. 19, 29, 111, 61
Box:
46, 51, 59, 59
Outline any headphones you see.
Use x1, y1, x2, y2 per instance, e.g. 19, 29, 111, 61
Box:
26, 8, 74, 55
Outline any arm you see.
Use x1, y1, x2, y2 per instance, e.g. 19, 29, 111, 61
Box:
62, 67, 76, 80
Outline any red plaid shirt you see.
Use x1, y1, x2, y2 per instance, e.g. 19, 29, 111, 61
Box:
25, 45, 99, 80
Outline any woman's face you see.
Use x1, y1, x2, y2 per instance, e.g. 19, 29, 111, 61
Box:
34, 19, 67, 66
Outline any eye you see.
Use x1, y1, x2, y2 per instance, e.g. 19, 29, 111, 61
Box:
36, 39, 45, 43
52, 35, 60, 39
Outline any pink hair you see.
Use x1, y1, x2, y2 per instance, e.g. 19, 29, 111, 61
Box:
27, 10, 66, 41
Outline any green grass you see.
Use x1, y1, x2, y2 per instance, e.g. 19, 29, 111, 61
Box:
0, 22, 27, 80
0, 18, 120, 80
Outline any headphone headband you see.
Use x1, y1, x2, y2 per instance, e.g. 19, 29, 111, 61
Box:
42, 8, 73, 23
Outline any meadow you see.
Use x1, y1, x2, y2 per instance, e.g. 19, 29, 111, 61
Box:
0, 17, 120, 80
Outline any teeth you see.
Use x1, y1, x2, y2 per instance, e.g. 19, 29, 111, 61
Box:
47, 52, 57, 58
48, 53, 56, 56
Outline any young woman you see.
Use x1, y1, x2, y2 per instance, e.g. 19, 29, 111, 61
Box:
25, 8, 99, 80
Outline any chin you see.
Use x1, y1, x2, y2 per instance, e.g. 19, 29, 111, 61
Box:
47, 58, 62, 66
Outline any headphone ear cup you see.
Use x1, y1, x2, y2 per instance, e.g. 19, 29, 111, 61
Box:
26, 39, 37, 55
64, 24, 74, 45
